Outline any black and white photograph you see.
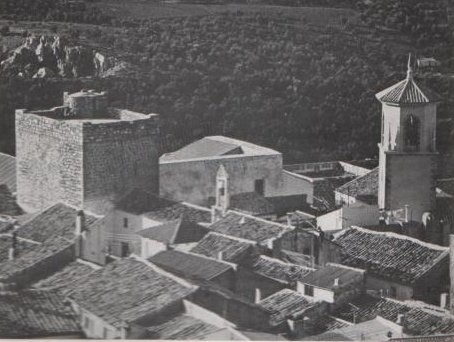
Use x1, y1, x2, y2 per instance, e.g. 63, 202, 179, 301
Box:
0, 0, 453, 341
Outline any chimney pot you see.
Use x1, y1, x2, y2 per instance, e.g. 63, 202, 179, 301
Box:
254, 288, 261, 304
334, 278, 339, 286
8, 247, 15, 261
217, 251, 224, 260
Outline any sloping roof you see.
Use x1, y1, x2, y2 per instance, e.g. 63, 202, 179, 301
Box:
144, 202, 211, 224
67, 258, 195, 328
190, 232, 255, 263
333, 294, 412, 324
145, 314, 222, 339
136, 217, 208, 244
0, 184, 22, 216
115, 188, 175, 215
299, 263, 364, 290
0, 153, 16, 193
247, 255, 314, 284
0, 236, 74, 283
376, 73, 438, 104
149, 250, 233, 281
238, 330, 288, 340
335, 167, 379, 200
308, 317, 402, 341
334, 227, 449, 284
258, 289, 314, 326
161, 137, 243, 161
0, 289, 81, 338
437, 179, 454, 197
404, 308, 454, 336
209, 211, 292, 244
0, 234, 38, 263
32, 260, 97, 295
16, 203, 100, 243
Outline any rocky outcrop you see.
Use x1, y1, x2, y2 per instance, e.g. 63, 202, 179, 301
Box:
0, 35, 120, 78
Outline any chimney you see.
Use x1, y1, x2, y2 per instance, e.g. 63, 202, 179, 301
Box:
8, 230, 18, 261
217, 251, 224, 261
75, 210, 84, 258
404, 205, 410, 223
287, 213, 293, 226
396, 314, 404, 325
334, 278, 339, 286
440, 293, 448, 309
254, 288, 262, 304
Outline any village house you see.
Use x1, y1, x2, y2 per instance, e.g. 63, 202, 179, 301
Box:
0, 289, 83, 338
66, 257, 198, 339
297, 263, 365, 308
236, 255, 314, 303
0, 202, 105, 289
149, 249, 237, 291
105, 188, 211, 258
334, 226, 449, 304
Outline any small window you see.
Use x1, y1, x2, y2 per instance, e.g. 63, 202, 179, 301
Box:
123, 218, 128, 229
254, 179, 265, 195
219, 187, 225, 196
304, 284, 314, 297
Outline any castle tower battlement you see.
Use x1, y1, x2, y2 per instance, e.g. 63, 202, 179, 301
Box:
16, 90, 160, 214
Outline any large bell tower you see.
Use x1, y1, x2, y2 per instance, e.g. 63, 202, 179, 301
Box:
376, 55, 439, 223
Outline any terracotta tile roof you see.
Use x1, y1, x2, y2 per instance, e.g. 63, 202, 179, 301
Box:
334, 227, 448, 284
209, 211, 292, 244
0, 234, 38, 263
136, 217, 208, 244
190, 232, 255, 263
115, 188, 175, 215
376, 76, 438, 104
17, 203, 100, 243
311, 315, 351, 335
246, 255, 314, 284
67, 258, 195, 328
333, 293, 411, 323
149, 250, 233, 281
335, 168, 378, 201
161, 137, 243, 161
0, 236, 74, 283
0, 289, 81, 338
32, 260, 97, 295
0, 153, 16, 193
404, 308, 454, 336
0, 184, 22, 216
258, 289, 314, 326
145, 314, 222, 339
143, 201, 212, 224
307, 316, 403, 341
299, 263, 364, 290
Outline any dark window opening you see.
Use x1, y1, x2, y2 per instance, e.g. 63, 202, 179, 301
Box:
254, 179, 265, 195
405, 114, 420, 150
304, 284, 314, 297
121, 242, 130, 257
219, 187, 225, 196
303, 247, 311, 255
123, 218, 128, 229
390, 286, 397, 298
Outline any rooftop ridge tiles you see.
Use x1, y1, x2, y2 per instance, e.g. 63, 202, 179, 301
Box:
258, 254, 315, 271
346, 226, 449, 252
206, 231, 257, 245
325, 262, 367, 274
75, 258, 102, 270
228, 209, 292, 230
180, 201, 212, 213
0, 233, 41, 245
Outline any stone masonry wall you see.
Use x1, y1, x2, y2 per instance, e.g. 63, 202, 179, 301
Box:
16, 110, 84, 212
82, 117, 160, 214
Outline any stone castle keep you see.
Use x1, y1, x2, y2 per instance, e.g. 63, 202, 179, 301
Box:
15, 90, 160, 214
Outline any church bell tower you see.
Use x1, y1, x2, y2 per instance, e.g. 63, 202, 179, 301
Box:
376, 55, 439, 223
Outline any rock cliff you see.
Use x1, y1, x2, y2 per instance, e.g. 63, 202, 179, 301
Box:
0, 35, 123, 78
